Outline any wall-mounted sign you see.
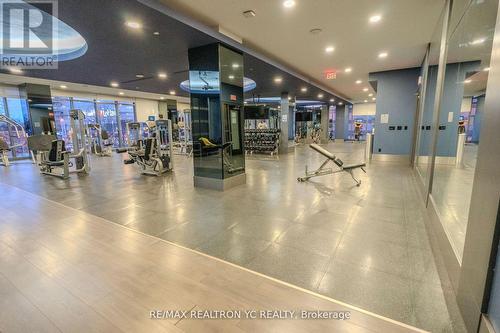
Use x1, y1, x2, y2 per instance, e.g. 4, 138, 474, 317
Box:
324, 71, 337, 80
381, 114, 389, 124
447, 112, 454, 123
230, 94, 237, 101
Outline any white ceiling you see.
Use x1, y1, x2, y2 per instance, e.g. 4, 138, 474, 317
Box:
160, 0, 446, 102
0, 74, 191, 103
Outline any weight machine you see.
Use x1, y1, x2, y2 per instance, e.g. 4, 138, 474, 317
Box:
119, 120, 173, 176
0, 115, 28, 167
176, 110, 193, 156
32, 110, 91, 179
88, 124, 113, 157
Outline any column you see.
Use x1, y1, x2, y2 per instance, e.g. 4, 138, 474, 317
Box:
279, 92, 291, 154
320, 104, 329, 143
288, 97, 296, 140
188, 43, 246, 191
335, 105, 346, 140
18, 83, 54, 136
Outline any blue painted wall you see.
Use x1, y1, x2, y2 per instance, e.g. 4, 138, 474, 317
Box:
419, 62, 480, 156
472, 95, 484, 143
370, 68, 420, 155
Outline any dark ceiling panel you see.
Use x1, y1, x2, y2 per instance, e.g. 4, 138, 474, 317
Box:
3, 0, 348, 105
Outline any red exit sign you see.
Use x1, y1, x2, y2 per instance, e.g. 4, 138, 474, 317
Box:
324, 71, 337, 80
230, 94, 237, 101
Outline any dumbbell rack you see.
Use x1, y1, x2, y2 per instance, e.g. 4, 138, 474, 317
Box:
244, 129, 280, 155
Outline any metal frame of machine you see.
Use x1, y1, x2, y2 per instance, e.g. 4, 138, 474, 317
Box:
298, 144, 366, 186
88, 123, 113, 157
120, 119, 174, 176
0, 115, 28, 167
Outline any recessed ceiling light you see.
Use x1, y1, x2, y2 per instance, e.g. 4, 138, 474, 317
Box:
8, 67, 22, 74
344, 67, 352, 73
368, 93, 373, 97
136, 74, 145, 78
364, 100, 368, 103
318, 93, 324, 98
372, 97, 376, 101
274, 77, 283, 83
356, 80, 362, 84
153, 31, 160, 36
125, 21, 142, 29
369, 15, 382, 23
464, 79, 472, 84
378, 52, 388, 58
160, 96, 165, 100
329, 98, 335, 102
243, 10, 256, 18
232, 63, 240, 68
471, 38, 486, 45
110, 82, 119, 87
363, 88, 369, 92
325, 46, 335, 53
119, 92, 124, 95
484, 67, 491, 71
301, 87, 307, 92
228, 75, 235, 79
283, 0, 295, 8
158, 73, 167, 79
338, 102, 344, 105
60, 85, 67, 89
169, 90, 176, 95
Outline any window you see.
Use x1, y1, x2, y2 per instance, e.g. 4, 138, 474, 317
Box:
6, 98, 30, 158
73, 99, 97, 125
118, 103, 135, 146
0, 99, 10, 157
97, 101, 120, 147
52, 97, 72, 146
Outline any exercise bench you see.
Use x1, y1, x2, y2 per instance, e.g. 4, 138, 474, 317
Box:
298, 144, 366, 186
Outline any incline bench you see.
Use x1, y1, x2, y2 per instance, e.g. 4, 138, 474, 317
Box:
298, 144, 366, 186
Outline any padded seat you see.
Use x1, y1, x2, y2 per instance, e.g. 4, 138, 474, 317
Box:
310, 144, 335, 159
41, 160, 65, 167
310, 144, 365, 170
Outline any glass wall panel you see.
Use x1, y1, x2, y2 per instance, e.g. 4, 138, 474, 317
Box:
6, 98, 30, 158
416, 6, 446, 183
431, 0, 498, 262
97, 101, 119, 147
118, 103, 135, 146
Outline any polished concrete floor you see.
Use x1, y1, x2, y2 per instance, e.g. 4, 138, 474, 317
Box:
0, 182, 425, 333
0, 142, 466, 332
